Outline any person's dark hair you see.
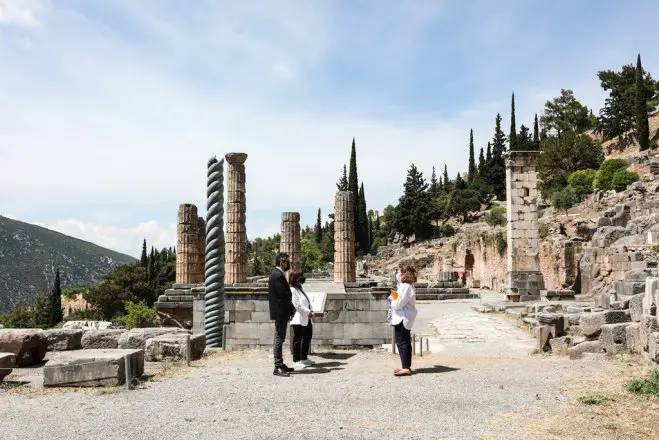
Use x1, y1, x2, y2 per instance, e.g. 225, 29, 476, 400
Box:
399, 264, 417, 284
275, 253, 289, 266
289, 270, 305, 288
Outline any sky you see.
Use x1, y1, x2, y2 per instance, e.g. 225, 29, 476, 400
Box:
1, 0, 657, 258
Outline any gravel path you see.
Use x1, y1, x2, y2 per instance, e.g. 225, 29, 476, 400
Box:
0, 294, 614, 440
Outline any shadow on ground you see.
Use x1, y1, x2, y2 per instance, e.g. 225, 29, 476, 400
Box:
413, 365, 460, 374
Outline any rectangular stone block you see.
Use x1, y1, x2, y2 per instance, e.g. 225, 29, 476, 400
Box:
232, 323, 260, 339
43, 349, 144, 387
643, 277, 659, 315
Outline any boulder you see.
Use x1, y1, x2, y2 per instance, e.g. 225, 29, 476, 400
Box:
42, 329, 83, 351
62, 321, 116, 330
629, 293, 645, 322
649, 332, 659, 363
567, 314, 580, 326
537, 313, 566, 337
81, 330, 126, 349
0, 329, 48, 366
625, 323, 642, 353
0, 352, 16, 382
43, 349, 144, 387
118, 328, 190, 350
579, 310, 631, 338
549, 336, 573, 354
568, 341, 604, 359
144, 333, 206, 362
599, 323, 629, 354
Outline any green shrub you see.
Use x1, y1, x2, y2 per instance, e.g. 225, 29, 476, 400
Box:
627, 370, 659, 396
551, 187, 578, 216
0, 304, 36, 328
567, 169, 597, 199
438, 223, 456, 237
495, 231, 506, 255
116, 300, 157, 329
611, 169, 639, 191
484, 206, 507, 227
593, 159, 629, 190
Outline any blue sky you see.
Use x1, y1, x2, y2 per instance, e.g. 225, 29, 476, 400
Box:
0, 0, 657, 257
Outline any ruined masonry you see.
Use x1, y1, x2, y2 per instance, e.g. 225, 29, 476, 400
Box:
175, 204, 205, 285
225, 153, 248, 284
505, 150, 545, 301
280, 212, 301, 272
334, 191, 356, 283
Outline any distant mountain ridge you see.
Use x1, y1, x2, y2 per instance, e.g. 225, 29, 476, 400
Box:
0, 215, 136, 313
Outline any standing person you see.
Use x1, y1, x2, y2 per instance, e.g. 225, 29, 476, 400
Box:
268, 253, 295, 377
390, 265, 418, 376
289, 271, 314, 368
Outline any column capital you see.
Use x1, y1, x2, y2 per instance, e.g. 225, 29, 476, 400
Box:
225, 152, 248, 164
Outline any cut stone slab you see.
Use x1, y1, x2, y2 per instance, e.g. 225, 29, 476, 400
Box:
649, 332, 659, 363
643, 277, 658, 315
568, 340, 604, 360
629, 293, 645, 322
144, 333, 206, 362
118, 327, 190, 350
599, 323, 629, 354
549, 336, 573, 354
0, 329, 48, 366
0, 352, 16, 382
579, 310, 631, 338
62, 321, 116, 330
625, 323, 642, 353
42, 329, 83, 351
81, 329, 126, 349
534, 326, 552, 352
640, 315, 659, 351
43, 349, 144, 387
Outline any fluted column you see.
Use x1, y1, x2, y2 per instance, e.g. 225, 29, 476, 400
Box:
333, 191, 356, 282
225, 152, 248, 284
176, 204, 205, 284
280, 212, 301, 272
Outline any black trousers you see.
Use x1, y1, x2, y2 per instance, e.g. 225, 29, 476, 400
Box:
273, 318, 288, 367
291, 323, 313, 362
394, 322, 412, 369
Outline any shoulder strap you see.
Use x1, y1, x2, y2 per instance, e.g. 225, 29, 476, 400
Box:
298, 287, 312, 311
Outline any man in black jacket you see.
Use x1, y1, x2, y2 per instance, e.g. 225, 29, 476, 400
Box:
268, 252, 295, 377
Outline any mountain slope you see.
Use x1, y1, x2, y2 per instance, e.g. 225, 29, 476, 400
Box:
0, 216, 136, 313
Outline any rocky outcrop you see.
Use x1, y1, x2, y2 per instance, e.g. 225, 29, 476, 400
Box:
0, 329, 48, 366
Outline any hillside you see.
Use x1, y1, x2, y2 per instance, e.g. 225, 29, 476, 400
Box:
0, 215, 136, 313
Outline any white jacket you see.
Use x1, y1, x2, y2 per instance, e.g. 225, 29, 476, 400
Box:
290, 286, 313, 326
390, 283, 417, 330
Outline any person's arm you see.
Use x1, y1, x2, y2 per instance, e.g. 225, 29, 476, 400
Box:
291, 288, 311, 316
392, 284, 414, 310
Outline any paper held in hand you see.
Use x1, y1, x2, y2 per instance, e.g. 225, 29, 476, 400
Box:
305, 291, 327, 314
390, 290, 398, 300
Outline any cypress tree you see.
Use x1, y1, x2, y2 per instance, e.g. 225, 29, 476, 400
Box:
490, 113, 507, 200
315, 208, 322, 244
635, 54, 650, 150
429, 166, 440, 198
455, 172, 466, 190
478, 147, 485, 175
533, 113, 540, 150
509, 92, 517, 151
356, 183, 369, 254
443, 164, 449, 186
50, 268, 63, 326
140, 239, 148, 267
336, 165, 348, 191
348, 138, 358, 196
486, 141, 492, 163
468, 129, 476, 182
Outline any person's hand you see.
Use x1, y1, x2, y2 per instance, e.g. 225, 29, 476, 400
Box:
308, 311, 315, 319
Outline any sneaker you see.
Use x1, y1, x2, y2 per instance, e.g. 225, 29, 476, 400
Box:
301, 359, 314, 366
273, 366, 290, 377
281, 364, 295, 372
294, 361, 307, 369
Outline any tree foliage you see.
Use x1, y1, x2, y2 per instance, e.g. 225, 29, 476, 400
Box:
592, 158, 629, 191
635, 54, 651, 150
567, 169, 597, 199
393, 164, 431, 239
611, 169, 640, 192
551, 188, 578, 217
540, 89, 592, 136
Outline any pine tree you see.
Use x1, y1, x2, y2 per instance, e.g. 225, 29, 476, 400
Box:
336, 165, 348, 191
315, 208, 323, 244
533, 113, 540, 150
468, 129, 476, 182
148, 247, 155, 282
455, 172, 467, 190
635, 54, 650, 150
509, 92, 517, 151
393, 164, 431, 239
485, 113, 508, 200
478, 147, 485, 175
486, 141, 492, 163
443, 164, 449, 186
429, 166, 440, 198
50, 268, 63, 326
140, 239, 148, 267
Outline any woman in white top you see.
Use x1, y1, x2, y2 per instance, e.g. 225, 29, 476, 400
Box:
390, 264, 418, 376
289, 270, 314, 368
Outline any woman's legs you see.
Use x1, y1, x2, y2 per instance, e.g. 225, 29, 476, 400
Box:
291, 325, 304, 362
394, 322, 412, 370
301, 322, 313, 360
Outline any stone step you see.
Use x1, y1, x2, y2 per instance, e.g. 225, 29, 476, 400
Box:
43, 349, 144, 387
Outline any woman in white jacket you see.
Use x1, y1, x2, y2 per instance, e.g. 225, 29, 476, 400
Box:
390, 265, 417, 376
289, 271, 314, 368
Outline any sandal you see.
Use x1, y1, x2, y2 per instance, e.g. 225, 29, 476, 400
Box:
394, 368, 412, 376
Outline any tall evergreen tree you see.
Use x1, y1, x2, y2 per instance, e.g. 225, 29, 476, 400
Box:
635, 54, 650, 150
455, 172, 467, 190
533, 113, 540, 149
315, 208, 323, 244
468, 129, 476, 182
485, 141, 492, 163
140, 239, 148, 267
393, 164, 431, 239
336, 165, 348, 191
348, 138, 359, 196
356, 183, 369, 254
443, 164, 450, 186
429, 166, 440, 198
148, 247, 155, 282
509, 93, 517, 150
485, 113, 507, 200
50, 268, 63, 326
478, 147, 485, 175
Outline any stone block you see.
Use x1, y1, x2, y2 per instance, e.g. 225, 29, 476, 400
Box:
62, 321, 115, 330
579, 310, 631, 338
599, 323, 629, 354
568, 341, 603, 359
534, 326, 552, 351
549, 336, 573, 354
42, 329, 83, 351
625, 323, 642, 353
43, 349, 144, 387
0, 352, 16, 381
0, 329, 48, 366
231, 323, 261, 339
81, 329, 125, 349
643, 277, 658, 315
649, 332, 659, 362
118, 328, 190, 350
629, 293, 645, 322
144, 333, 206, 361
567, 314, 581, 326
640, 315, 659, 351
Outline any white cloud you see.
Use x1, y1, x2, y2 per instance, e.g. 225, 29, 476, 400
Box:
0, 0, 44, 27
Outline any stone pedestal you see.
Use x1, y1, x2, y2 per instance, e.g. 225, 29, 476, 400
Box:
280, 212, 301, 272
176, 204, 205, 284
225, 153, 248, 284
505, 151, 545, 301
333, 191, 356, 282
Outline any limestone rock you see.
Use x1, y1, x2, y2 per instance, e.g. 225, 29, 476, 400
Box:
629, 293, 645, 322
625, 323, 642, 353
62, 321, 116, 330
549, 336, 573, 354
81, 329, 126, 349
0, 329, 48, 366
118, 327, 190, 350
42, 329, 83, 351
649, 332, 659, 363
567, 314, 580, 326
579, 310, 631, 338
640, 315, 659, 351
591, 226, 627, 248
0, 352, 16, 382
144, 333, 206, 361
43, 349, 144, 387
568, 341, 604, 359
599, 323, 629, 354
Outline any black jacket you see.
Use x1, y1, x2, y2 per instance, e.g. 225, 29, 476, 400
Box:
268, 268, 295, 320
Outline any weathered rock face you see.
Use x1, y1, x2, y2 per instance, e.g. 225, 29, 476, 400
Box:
625, 323, 642, 353
567, 340, 603, 359
43, 349, 144, 387
118, 328, 190, 350
579, 310, 631, 338
599, 323, 629, 354
63, 321, 116, 330
649, 332, 659, 362
144, 333, 206, 361
81, 329, 126, 349
629, 293, 645, 322
42, 329, 83, 351
0, 352, 16, 381
0, 329, 48, 366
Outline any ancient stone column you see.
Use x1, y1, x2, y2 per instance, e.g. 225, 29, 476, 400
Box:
176, 204, 205, 284
505, 151, 545, 301
225, 153, 248, 284
280, 212, 301, 272
333, 191, 356, 282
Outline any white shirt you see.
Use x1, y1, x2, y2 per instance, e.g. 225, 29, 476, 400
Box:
390, 283, 417, 330
290, 286, 313, 326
